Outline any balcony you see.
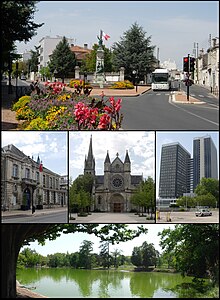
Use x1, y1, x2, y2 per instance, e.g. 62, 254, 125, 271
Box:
21, 178, 37, 186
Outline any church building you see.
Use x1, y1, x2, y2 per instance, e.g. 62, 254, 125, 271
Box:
84, 136, 143, 212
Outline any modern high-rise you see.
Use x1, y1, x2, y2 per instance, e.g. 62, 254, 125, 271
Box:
193, 135, 218, 190
159, 142, 191, 199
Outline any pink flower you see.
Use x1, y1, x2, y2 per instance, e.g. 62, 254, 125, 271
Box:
98, 114, 111, 129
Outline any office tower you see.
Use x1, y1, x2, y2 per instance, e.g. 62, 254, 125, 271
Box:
193, 135, 218, 190
159, 142, 191, 199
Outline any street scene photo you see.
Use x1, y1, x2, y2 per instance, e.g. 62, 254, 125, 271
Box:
156, 131, 219, 223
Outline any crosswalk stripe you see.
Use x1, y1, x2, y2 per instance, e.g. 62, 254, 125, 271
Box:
199, 95, 204, 97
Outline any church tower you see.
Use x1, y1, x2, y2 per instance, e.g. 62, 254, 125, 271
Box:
124, 150, 131, 189
84, 135, 95, 176
104, 150, 111, 189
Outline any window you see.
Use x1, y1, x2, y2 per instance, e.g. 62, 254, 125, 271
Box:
25, 168, 30, 179
12, 164, 18, 178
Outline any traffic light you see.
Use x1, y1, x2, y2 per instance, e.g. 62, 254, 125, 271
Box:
183, 57, 189, 72
190, 57, 195, 72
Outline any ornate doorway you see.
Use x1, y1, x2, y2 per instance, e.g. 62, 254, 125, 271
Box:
110, 194, 124, 212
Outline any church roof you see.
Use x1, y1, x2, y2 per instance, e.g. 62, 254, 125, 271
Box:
96, 175, 104, 184
104, 151, 111, 163
131, 175, 143, 184
124, 150, 130, 163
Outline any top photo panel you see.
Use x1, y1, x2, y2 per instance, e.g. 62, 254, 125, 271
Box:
2, 1, 219, 131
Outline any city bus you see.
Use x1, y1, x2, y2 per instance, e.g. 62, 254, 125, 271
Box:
151, 68, 171, 91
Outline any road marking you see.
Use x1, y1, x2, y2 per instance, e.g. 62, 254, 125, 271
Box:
198, 94, 204, 97
169, 97, 219, 127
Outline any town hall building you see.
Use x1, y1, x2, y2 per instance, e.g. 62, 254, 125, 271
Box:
84, 136, 143, 212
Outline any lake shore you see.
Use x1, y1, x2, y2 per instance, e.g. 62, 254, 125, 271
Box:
16, 281, 48, 298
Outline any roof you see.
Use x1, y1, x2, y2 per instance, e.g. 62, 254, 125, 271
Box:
70, 45, 92, 60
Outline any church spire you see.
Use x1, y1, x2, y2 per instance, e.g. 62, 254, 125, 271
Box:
104, 150, 111, 163
84, 135, 95, 176
124, 150, 130, 163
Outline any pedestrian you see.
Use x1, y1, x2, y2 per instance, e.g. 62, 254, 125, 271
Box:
30, 81, 35, 92
32, 205, 35, 214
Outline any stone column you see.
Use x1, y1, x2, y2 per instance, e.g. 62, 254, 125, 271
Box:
95, 47, 105, 88
119, 67, 125, 82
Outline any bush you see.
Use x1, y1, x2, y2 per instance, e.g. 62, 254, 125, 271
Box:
12, 96, 31, 111
110, 80, 134, 89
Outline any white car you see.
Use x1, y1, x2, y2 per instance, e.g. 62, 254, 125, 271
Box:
195, 209, 212, 217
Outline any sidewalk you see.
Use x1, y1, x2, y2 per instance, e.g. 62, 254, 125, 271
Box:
1, 206, 67, 219
170, 90, 205, 104
69, 212, 155, 223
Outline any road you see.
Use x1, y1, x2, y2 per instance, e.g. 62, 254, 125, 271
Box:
1, 211, 68, 223
156, 210, 219, 223
121, 83, 219, 130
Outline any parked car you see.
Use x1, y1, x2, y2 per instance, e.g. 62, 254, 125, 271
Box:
195, 209, 212, 217
20, 75, 26, 80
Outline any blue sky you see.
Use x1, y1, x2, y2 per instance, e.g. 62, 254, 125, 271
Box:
15, 1, 219, 69
1, 131, 68, 176
156, 131, 219, 197
69, 131, 155, 181
20, 224, 175, 256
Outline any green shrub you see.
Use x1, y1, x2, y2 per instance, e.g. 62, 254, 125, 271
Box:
12, 96, 31, 111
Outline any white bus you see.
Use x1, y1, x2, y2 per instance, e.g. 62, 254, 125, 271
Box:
151, 68, 171, 91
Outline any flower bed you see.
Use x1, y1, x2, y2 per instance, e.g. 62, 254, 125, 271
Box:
12, 81, 123, 130
110, 80, 134, 89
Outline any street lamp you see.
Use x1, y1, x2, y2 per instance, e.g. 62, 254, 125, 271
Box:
132, 70, 138, 92
54, 69, 58, 82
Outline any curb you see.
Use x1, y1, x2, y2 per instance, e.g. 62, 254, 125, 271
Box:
169, 92, 205, 104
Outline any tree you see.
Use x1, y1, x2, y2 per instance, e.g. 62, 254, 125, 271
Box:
111, 249, 123, 269
195, 178, 219, 206
99, 241, 110, 269
159, 224, 219, 283
48, 36, 76, 83
112, 22, 156, 82
1, 1, 43, 78
1, 224, 147, 298
78, 240, 94, 269
28, 47, 40, 73
69, 174, 94, 213
141, 242, 157, 269
39, 66, 52, 81
131, 247, 142, 267
81, 44, 114, 72
130, 177, 155, 216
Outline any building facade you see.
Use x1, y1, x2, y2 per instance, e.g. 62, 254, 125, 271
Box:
83, 136, 143, 212
193, 135, 218, 190
158, 135, 218, 207
1, 144, 67, 211
159, 142, 191, 199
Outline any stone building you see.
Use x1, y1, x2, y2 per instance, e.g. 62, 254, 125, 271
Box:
83, 136, 143, 212
1, 144, 67, 211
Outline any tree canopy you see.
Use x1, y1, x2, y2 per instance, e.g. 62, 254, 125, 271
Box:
159, 224, 219, 283
112, 22, 156, 82
1, 1, 43, 68
1, 224, 148, 298
48, 36, 76, 82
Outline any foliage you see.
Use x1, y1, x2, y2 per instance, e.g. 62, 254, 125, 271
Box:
176, 196, 197, 208
12, 95, 31, 111
110, 80, 134, 89
112, 22, 156, 82
1, 1, 43, 63
195, 178, 219, 205
131, 241, 157, 269
12, 82, 123, 130
69, 174, 94, 213
130, 177, 155, 216
28, 47, 40, 73
39, 66, 52, 81
159, 224, 219, 283
48, 36, 76, 82
81, 44, 114, 72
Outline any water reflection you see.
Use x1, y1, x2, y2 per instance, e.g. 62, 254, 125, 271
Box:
16, 268, 193, 298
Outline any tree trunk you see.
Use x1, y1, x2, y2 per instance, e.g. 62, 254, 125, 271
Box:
1, 224, 53, 298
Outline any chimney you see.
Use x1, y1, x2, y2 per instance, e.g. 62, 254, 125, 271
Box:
71, 44, 74, 47
84, 43, 88, 49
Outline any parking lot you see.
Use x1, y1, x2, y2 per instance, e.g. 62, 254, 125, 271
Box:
156, 210, 219, 223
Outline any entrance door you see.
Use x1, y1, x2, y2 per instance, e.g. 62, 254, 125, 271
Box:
113, 203, 122, 212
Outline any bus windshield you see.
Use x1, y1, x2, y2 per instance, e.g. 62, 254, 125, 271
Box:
152, 73, 169, 83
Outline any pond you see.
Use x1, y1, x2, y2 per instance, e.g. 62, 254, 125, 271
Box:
16, 268, 194, 298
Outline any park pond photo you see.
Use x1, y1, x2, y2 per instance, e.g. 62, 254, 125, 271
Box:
4, 224, 217, 298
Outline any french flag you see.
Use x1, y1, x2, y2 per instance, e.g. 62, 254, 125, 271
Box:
103, 31, 110, 41
39, 161, 43, 172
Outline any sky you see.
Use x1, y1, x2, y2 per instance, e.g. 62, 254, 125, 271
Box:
1, 131, 68, 176
156, 131, 219, 197
69, 131, 155, 181
20, 224, 175, 256
15, 1, 219, 70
